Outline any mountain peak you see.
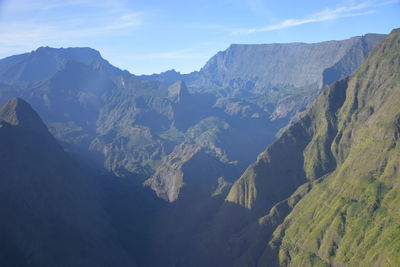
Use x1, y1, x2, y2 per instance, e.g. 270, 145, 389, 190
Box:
168, 80, 190, 102
0, 98, 48, 134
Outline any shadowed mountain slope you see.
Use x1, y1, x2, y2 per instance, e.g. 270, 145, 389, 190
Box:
0, 98, 134, 266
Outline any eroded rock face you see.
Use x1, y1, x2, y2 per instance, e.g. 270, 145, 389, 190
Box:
144, 139, 241, 203
145, 143, 201, 202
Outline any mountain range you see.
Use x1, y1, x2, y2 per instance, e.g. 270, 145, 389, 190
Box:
0, 29, 399, 266
0, 33, 385, 201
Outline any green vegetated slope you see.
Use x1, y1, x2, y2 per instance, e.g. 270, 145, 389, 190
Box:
226, 28, 400, 266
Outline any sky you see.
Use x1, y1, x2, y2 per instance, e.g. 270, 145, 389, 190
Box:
0, 0, 399, 75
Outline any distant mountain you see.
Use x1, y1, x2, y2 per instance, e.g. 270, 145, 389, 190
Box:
142, 34, 385, 120
0, 98, 134, 266
0, 46, 121, 85
195, 34, 384, 91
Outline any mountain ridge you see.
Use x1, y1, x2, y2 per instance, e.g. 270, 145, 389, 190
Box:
0, 46, 120, 85
194, 33, 385, 92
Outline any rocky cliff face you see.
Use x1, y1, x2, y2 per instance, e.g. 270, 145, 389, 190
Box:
196, 33, 384, 91
145, 143, 201, 202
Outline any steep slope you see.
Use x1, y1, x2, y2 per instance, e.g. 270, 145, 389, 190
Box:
225, 76, 348, 212
0, 98, 134, 266
322, 33, 385, 86
223, 28, 400, 266
265, 27, 400, 267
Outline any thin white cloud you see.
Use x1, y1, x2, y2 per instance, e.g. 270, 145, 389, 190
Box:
104, 13, 143, 31
0, 13, 143, 51
0, 0, 144, 58
233, 0, 396, 34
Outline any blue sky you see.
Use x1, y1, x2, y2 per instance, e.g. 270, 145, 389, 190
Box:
0, 0, 399, 74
